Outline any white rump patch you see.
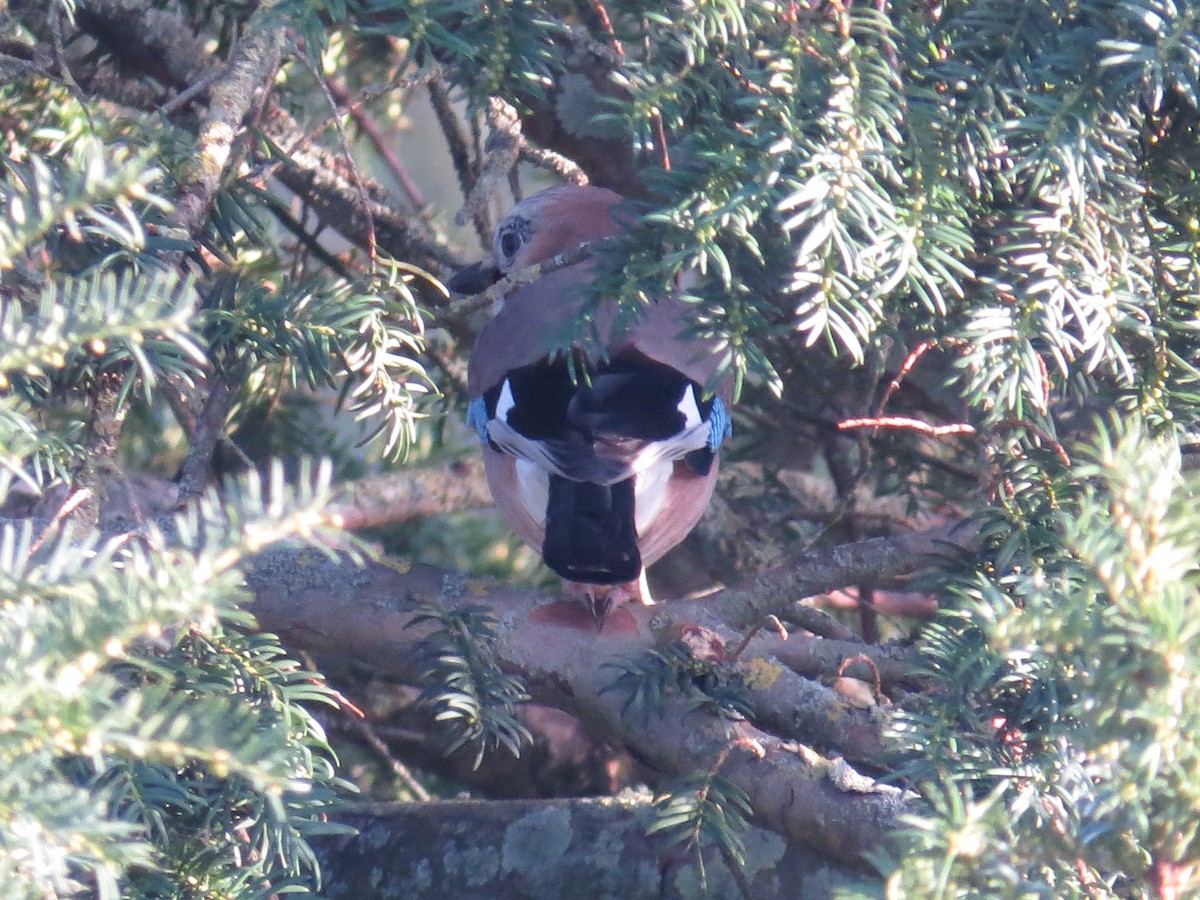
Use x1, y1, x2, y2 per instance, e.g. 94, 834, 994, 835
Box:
634, 461, 674, 535
515, 458, 549, 526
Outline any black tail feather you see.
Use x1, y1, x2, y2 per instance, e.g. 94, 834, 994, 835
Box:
542, 475, 641, 584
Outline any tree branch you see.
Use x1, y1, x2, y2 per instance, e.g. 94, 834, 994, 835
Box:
167, 13, 282, 501
73, 0, 213, 91
245, 538, 937, 865
175, 373, 236, 502
62, 0, 458, 274
169, 19, 283, 240
66, 371, 128, 528
428, 74, 490, 249
330, 457, 492, 530
457, 97, 522, 231
313, 797, 878, 898
327, 78, 428, 209
694, 521, 979, 630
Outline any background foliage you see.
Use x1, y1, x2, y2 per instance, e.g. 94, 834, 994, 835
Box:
0, 0, 1198, 896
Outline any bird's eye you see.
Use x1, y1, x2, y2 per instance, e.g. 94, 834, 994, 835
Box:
499, 230, 522, 260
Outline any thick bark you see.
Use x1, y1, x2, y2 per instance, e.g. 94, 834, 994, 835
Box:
313, 798, 879, 899
696, 520, 979, 629
246, 525, 969, 867
330, 457, 493, 529
66, 372, 130, 528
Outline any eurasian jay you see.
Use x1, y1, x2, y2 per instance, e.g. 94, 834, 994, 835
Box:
452, 185, 733, 619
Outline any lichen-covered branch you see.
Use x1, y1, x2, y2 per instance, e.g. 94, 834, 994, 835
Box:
313, 798, 877, 899
456, 97, 522, 231
330, 457, 492, 530
166, 12, 282, 500
66, 372, 130, 528
60, 0, 457, 274
245, 536, 943, 866
696, 521, 979, 630
168, 17, 282, 240
49, 3, 281, 519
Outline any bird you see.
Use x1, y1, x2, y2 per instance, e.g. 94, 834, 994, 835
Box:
452, 185, 733, 623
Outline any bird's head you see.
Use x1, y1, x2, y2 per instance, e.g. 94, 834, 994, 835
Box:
447, 185, 626, 295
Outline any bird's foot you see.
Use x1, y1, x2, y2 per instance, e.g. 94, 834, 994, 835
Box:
563, 573, 653, 632
530, 574, 653, 633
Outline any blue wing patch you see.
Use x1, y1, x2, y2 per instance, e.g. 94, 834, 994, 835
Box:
707, 398, 732, 451
467, 397, 490, 444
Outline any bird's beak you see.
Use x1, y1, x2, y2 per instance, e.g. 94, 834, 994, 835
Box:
447, 257, 503, 295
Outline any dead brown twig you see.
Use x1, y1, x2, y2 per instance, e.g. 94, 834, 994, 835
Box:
838, 416, 976, 437
837, 654, 884, 704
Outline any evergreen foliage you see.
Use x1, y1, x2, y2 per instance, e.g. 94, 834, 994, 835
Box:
649, 768, 754, 885
1, 0, 1199, 895
601, 640, 753, 724
409, 602, 531, 769
881, 422, 1200, 896
0, 459, 352, 897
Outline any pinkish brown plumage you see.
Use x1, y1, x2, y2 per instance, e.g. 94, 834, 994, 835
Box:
454, 186, 733, 620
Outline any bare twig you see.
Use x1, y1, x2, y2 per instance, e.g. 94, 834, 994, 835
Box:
304, 56, 377, 263
428, 75, 489, 249
838, 416, 976, 437
175, 373, 235, 502
837, 654, 883, 703
993, 418, 1072, 466
587, 0, 626, 56
268, 149, 460, 272
327, 79, 427, 209
349, 716, 432, 802
696, 520, 980, 630
875, 0, 900, 73
782, 603, 859, 642
48, 5, 93, 125
650, 108, 671, 170
519, 144, 589, 184
255, 188, 356, 278
445, 241, 594, 318
159, 66, 228, 116
30, 489, 92, 556
873, 339, 938, 418
457, 97, 522, 233
856, 584, 880, 644
726, 615, 788, 663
